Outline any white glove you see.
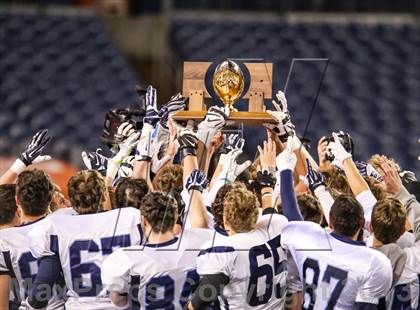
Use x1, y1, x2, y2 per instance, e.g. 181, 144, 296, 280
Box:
264, 91, 295, 142
197, 106, 229, 148
151, 140, 172, 174
216, 148, 251, 183
107, 131, 140, 180
328, 132, 352, 169
276, 136, 297, 172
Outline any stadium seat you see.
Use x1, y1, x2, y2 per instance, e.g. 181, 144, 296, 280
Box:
0, 12, 140, 162
170, 19, 420, 171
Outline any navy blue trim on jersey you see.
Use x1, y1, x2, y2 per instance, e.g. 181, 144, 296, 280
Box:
221, 296, 230, 309
355, 302, 378, 310
214, 225, 229, 236
136, 223, 144, 244
330, 232, 366, 246
18, 215, 46, 227
1, 251, 15, 278
2, 251, 20, 306
129, 275, 140, 310
144, 237, 179, 248
50, 235, 59, 254
198, 246, 235, 257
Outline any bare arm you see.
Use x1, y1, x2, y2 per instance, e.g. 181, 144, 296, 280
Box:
0, 274, 10, 310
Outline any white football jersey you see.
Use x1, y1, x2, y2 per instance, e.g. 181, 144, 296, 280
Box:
197, 214, 289, 309
0, 217, 65, 310
29, 207, 142, 310
281, 221, 393, 309
383, 242, 420, 309
102, 228, 213, 309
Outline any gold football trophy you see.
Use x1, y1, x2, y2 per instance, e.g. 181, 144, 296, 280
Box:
212, 60, 244, 111
172, 59, 275, 125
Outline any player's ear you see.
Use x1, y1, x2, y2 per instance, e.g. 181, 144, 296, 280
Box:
328, 215, 333, 230
368, 222, 373, 233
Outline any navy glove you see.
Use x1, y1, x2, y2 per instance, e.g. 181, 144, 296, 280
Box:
185, 169, 209, 193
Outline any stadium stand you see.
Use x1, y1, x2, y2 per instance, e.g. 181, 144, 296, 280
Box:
0, 12, 139, 162
170, 19, 420, 171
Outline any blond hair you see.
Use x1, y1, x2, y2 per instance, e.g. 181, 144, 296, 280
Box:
223, 187, 259, 233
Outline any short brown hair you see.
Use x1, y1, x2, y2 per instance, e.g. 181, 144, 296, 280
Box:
223, 187, 259, 233
371, 198, 406, 244
141, 192, 178, 233
115, 178, 149, 209
297, 193, 323, 224
212, 182, 246, 228
323, 167, 352, 198
68, 170, 106, 214
152, 165, 183, 193
330, 194, 364, 237
0, 184, 17, 225
16, 170, 53, 216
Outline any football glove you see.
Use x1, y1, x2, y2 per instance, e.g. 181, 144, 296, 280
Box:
306, 159, 326, 192
143, 85, 160, 126
264, 91, 295, 142
11, 129, 52, 174
255, 170, 277, 190
185, 169, 209, 193
82, 148, 108, 176
177, 129, 199, 159
159, 93, 188, 128
328, 132, 352, 169
216, 147, 251, 184
196, 106, 229, 148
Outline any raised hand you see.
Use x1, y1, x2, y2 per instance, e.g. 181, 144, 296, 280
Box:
82, 148, 108, 175
19, 129, 52, 166
177, 128, 199, 159
159, 93, 188, 128
377, 156, 403, 195
197, 106, 229, 148
223, 133, 244, 153
217, 144, 251, 183
114, 122, 136, 146
263, 90, 295, 142
257, 138, 276, 171
306, 159, 326, 192
185, 169, 209, 193
327, 132, 352, 169
317, 136, 331, 171
276, 136, 297, 172
143, 85, 160, 127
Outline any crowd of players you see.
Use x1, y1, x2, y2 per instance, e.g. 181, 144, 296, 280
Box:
0, 85, 419, 310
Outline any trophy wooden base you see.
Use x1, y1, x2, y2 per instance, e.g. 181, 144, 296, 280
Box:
172, 111, 277, 126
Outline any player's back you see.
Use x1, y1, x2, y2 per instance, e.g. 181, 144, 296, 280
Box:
0, 218, 65, 310
102, 228, 213, 309
29, 207, 142, 310
197, 214, 289, 310
379, 242, 420, 309
281, 221, 393, 310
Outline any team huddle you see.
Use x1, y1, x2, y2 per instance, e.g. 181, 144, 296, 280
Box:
0, 85, 419, 310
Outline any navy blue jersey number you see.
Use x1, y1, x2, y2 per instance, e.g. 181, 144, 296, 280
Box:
18, 251, 38, 298
302, 258, 348, 310
69, 234, 131, 297
247, 235, 286, 306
